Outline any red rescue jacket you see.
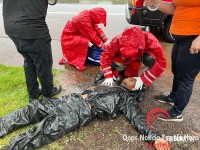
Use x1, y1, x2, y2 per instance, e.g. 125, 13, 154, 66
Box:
59, 7, 108, 71
100, 26, 166, 86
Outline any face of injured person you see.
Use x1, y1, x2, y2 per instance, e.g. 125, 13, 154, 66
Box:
121, 77, 136, 91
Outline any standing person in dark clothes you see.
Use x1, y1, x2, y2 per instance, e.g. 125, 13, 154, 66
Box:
0, 78, 170, 150
3, 0, 61, 101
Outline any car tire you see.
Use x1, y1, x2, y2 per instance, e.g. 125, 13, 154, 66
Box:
162, 19, 174, 43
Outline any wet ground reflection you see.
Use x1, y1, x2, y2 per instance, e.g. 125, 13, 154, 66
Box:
58, 63, 100, 95
59, 40, 200, 95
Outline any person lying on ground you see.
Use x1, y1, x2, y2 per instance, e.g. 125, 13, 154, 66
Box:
0, 78, 170, 150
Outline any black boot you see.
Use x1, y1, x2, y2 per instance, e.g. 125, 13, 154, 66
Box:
29, 89, 43, 102
43, 85, 62, 98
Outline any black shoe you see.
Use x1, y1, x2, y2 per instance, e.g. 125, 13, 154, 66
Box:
48, 85, 62, 98
158, 109, 183, 122
29, 89, 43, 102
155, 95, 174, 105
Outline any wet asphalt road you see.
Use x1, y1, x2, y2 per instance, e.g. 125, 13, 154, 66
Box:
0, 3, 130, 69
0, 3, 199, 148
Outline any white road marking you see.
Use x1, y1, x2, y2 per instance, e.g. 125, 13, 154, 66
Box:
47, 12, 124, 16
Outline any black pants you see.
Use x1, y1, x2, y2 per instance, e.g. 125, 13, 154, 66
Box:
9, 36, 54, 99
169, 35, 200, 115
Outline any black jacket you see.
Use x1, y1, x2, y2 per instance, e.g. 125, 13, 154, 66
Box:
86, 85, 159, 142
3, 0, 50, 39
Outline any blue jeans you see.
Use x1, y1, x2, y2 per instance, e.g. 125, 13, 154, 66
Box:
169, 35, 200, 115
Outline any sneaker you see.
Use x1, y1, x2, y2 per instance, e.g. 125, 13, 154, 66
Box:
155, 95, 174, 105
158, 109, 183, 122
48, 85, 62, 98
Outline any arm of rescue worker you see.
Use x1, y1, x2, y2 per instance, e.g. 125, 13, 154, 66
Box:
76, 19, 105, 49
100, 36, 120, 79
94, 25, 109, 43
140, 32, 166, 86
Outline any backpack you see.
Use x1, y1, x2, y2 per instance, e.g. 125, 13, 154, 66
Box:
87, 45, 103, 66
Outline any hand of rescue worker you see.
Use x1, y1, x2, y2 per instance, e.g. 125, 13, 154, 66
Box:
101, 78, 114, 86
104, 40, 110, 46
154, 138, 171, 150
189, 35, 200, 54
88, 42, 93, 47
100, 43, 106, 50
133, 77, 143, 90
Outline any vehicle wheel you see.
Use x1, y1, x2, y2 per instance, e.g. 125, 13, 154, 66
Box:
162, 19, 174, 43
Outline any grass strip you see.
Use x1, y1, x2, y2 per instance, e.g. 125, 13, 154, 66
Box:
0, 64, 59, 148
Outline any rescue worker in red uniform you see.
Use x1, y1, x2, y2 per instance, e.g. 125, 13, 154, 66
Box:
100, 26, 166, 90
59, 7, 109, 71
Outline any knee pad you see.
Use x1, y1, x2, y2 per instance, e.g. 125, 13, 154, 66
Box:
142, 53, 155, 68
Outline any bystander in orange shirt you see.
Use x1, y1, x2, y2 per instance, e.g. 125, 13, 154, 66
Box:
170, 0, 200, 35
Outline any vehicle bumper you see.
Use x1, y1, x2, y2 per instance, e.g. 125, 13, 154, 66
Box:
125, 5, 165, 26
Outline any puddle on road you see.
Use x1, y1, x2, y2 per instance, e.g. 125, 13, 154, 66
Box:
58, 63, 100, 95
